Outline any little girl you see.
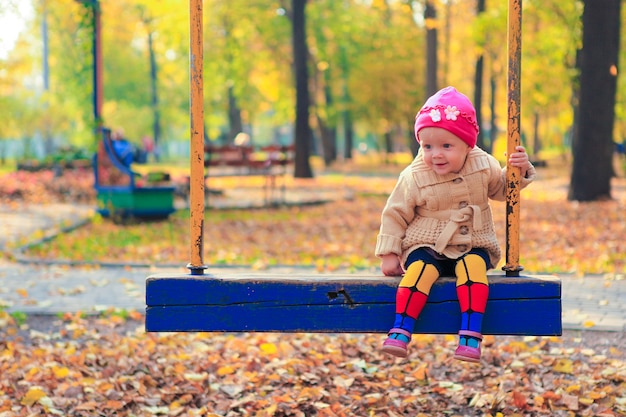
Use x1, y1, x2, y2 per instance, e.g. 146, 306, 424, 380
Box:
375, 86, 535, 362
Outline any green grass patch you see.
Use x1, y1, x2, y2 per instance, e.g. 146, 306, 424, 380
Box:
23, 196, 385, 269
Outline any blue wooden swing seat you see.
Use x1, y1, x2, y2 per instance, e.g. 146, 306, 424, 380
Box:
145, 273, 561, 335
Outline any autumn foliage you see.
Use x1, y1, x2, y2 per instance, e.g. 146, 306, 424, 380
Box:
0, 313, 625, 416
0, 162, 625, 416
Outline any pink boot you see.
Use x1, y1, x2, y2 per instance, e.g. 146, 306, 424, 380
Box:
382, 328, 412, 358
453, 330, 482, 363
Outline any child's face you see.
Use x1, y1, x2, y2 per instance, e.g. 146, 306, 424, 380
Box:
418, 127, 471, 175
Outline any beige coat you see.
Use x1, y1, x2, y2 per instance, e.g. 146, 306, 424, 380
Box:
375, 147, 535, 268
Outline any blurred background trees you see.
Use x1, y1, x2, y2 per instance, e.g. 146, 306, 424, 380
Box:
0, 0, 624, 198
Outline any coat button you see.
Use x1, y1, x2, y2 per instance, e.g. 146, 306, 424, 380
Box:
459, 201, 468, 208
460, 226, 469, 234
453, 178, 463, 184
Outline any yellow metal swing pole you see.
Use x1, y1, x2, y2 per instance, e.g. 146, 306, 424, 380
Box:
187, 0, 207, 275
503, 0, 523, 277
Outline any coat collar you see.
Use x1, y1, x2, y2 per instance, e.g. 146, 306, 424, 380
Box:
411, 147, 491, 187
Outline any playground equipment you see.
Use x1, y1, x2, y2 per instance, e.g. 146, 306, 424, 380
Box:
93, 127, 176, 221
145, 0, 561, 335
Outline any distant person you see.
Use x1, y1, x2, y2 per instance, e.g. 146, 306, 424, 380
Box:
135, 135, 154, 164
111, 129, 135, 167
616, 140, 625, 157
614, 140, 625, 177
234, 132, 251, 147
376, 87, 536, 362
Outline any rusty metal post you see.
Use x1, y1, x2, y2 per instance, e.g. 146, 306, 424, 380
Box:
503, 0, 523, 277
187, 0, 207, 275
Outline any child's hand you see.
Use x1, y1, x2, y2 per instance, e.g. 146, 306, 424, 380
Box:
381, 254, 404, 276
508, 145, 532, 178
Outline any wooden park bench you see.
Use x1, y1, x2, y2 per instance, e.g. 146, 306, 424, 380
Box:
184, 143, 295, 206
93, 127, 176, 221
145, 0, 561, 338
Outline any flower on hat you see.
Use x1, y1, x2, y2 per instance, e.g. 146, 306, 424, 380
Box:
414, 86, 479, 148
429, 109, 442, 122
445, 105, 460, 121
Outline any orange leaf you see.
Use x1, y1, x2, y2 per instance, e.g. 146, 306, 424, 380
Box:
543, 391, 562, 401
75, 401, 98, 411
512, 391, 529, 410
104, 400, 125, 410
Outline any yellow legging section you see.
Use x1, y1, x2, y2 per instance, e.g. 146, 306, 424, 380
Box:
399, 260, 440, 294
455, 254, 488, 286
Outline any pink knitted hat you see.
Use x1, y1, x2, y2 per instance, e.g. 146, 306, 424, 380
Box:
414, 86, 479, 148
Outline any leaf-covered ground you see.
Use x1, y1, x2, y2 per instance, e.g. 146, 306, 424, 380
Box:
0, 313, 625, 417
1, 161, 626, 416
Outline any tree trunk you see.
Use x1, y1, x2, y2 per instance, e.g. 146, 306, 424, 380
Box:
425, 1, 438, 96
384, 131, 393, 155
292, 0, 314, 178
227, 86, 243, 142
488, 75, 496, 154
532, 112, 541, 159
442, 0, 450, 85
343, 107, 353, 160
569, 0, 621, 201
315, 67, 337, 166
317, 115, 336, 166
42, 1, 54, 156
148, 30, 161, 159
338, 42, 353, 160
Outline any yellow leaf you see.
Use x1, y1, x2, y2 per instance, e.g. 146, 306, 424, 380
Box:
507, 341, 529, 352
588, 391, 607, 400
582, 320, 596, 328
566, 384, 581, 393
81, 377, 96, 386
16, 288, 28, 298
21, 387, 47, 406
217, 365, 235, 376
264, 403, 278, 416
52, 366, 70, 378
553, 358, 574, 374
260, 342, 277, 355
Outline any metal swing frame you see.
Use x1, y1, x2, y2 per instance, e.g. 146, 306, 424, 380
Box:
145, 0, 562, 335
